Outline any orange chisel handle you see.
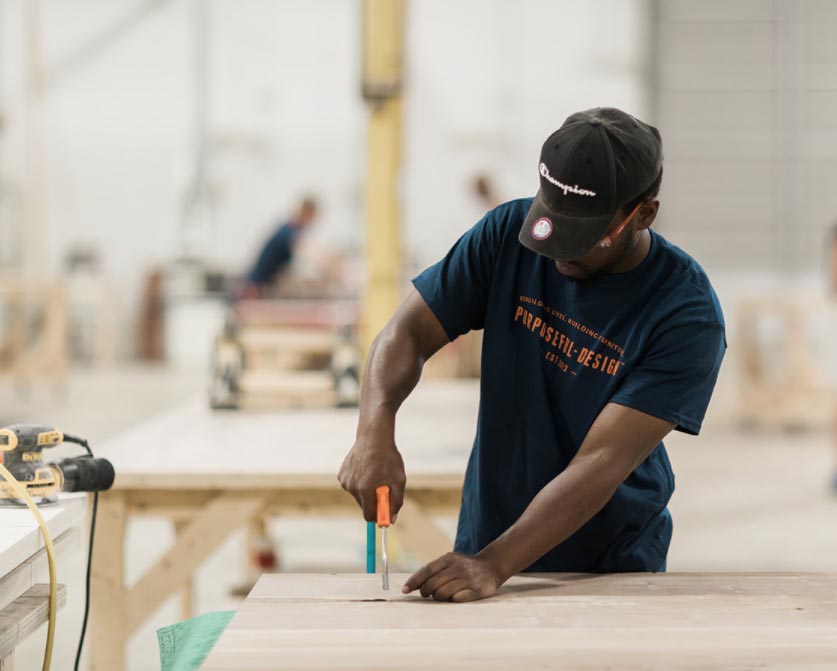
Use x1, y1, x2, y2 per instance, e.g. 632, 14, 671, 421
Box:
376, 485, 391, 527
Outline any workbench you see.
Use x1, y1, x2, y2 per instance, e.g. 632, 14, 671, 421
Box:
202, 572, 837, 670
0, 493, 85, 669
90, 380, 477, 671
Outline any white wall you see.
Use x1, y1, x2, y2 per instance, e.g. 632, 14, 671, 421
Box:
655, 0, 837, 274
404, 0, 651, 267
0, 0, 651, 355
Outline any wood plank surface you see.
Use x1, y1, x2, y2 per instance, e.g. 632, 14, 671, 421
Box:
234, 299, 358, 329
0, 583, 67, 659
202, 572, 837, 670
0, 528, 79, 614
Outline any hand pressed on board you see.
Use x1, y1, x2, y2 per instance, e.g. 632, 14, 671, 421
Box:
338, 430, 406, 523
402, 552, 504, 603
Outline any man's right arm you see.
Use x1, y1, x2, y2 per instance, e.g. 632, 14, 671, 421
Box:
338, 288, 450, 522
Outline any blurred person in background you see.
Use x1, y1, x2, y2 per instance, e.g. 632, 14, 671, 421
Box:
340, 107, 726, 602
830, 224, 837, 492
830, 225, 837, 295
241, 196, 319, 298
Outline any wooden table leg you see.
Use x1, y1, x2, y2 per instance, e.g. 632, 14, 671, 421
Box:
124, 491, 269, 635
391, 495, 453, 563
90, 491, 127, 671
174, 520, 194, 621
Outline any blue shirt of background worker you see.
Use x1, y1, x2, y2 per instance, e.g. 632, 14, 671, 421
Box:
246, 197, 318, 289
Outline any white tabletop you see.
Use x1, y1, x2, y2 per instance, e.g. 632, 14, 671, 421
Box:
98, 380, 480, 479
0, 493, 86, 610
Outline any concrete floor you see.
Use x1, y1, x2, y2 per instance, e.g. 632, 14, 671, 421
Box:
4, 366, 837, 670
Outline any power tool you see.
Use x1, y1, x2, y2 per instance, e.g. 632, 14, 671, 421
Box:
0, 424, 114, 504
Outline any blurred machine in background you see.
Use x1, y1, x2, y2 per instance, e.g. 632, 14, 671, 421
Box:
64, 246, 118, 366
210, 299, 360, 410
158, 258, 229, 368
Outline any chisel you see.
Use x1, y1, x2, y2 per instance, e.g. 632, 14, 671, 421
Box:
376, 485, 391, 590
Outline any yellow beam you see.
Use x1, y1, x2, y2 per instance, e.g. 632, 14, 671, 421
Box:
23, 0, 47, 276
361, 0, 404, 356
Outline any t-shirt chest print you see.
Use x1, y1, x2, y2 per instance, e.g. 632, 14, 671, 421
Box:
514, 294, 625, 377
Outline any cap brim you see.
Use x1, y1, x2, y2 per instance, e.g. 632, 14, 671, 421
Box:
518, 191, 614, 262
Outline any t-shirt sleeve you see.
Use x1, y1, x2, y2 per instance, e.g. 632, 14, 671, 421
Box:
609, 321, 727, 435
411, 212, 502, 341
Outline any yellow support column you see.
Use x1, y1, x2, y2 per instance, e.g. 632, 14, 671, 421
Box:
23, 0, 48, 277
361, 0, 405, 356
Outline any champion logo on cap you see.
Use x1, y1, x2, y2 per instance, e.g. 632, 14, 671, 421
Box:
531, 218, 553, 240
539, 163, 597, 197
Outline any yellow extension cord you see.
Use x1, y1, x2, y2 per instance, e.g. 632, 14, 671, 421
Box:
0, 462, 57, 671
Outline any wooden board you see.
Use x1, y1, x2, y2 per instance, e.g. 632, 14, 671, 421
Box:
234, 299, 358, 329
0, 528, 79, 615
0, 583, 67, 659
202, 572, 837, 670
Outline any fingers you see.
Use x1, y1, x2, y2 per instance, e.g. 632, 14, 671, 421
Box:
403, 553, 497, 603
403, 553, 450, 593
339, 472, 390, 523
432, 578, 468, 602
388, 477, 405, 522
337, 466, 365, 516
363, 481, 403, 523
419, 568, 457, 598
410, 566, 475, 602
450, 589, 480, 603
337, 476, 366, 519
359, 491, 378, 523
337, 450, 406, 524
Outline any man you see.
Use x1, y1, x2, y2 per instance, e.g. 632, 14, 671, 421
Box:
244, 196, 318, 296
339, 107, 726, 602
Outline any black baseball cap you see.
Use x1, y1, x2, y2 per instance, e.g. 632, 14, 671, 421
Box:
519, 107, 663, 262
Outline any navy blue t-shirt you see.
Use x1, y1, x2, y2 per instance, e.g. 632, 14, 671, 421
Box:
247, 223, 301, 285
413, 198, 726, 573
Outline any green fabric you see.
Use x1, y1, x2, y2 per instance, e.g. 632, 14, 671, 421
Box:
158, 610, 235, 671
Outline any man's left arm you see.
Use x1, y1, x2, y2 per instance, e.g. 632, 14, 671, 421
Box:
402, 403, 675, 602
